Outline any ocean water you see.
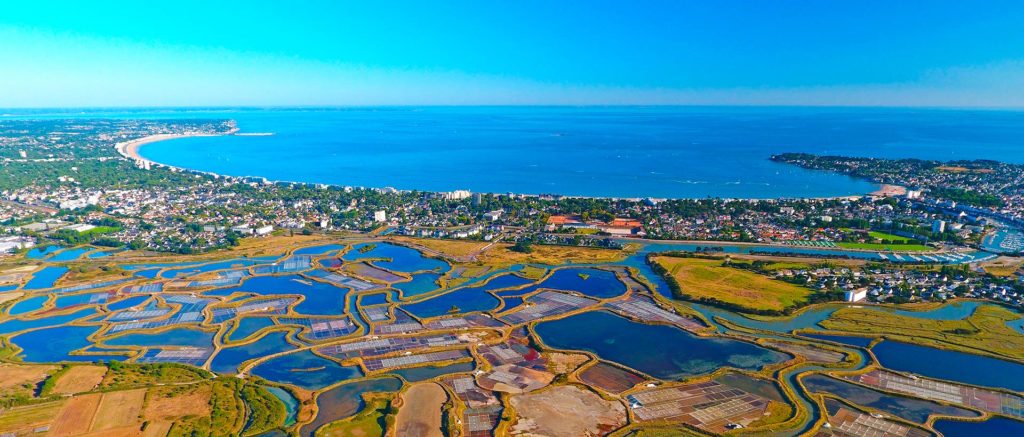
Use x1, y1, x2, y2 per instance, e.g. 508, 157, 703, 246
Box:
14, 107, 1024, 198
140, 107, 1024, 198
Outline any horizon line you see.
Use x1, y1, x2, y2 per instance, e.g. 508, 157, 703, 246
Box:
4, 103, 1024, 112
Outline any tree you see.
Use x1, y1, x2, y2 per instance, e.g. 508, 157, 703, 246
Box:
511, 239, 533, 253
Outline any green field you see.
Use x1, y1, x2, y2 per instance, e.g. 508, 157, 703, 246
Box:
866, 230, 914, 242
317, 395, 390, 437
836, 242, 933, 252
819, 304, 1024, 361
653, 256, 812, 312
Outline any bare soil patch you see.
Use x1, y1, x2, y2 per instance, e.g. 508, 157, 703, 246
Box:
50, 393, 102, 436
0, 291, 24, 305
53, 365, 108, 394
92, 388, 146, 431
579, 363, 645, 394
143, 385, 212, 421
509, 385, 626, 437
0, 363, 55, 393
395, 383, 448, 437
545, 352, 588, 374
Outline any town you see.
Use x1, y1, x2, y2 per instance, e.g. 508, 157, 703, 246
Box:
2, 119, 1023, 314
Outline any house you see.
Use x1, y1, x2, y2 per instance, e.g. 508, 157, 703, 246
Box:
844, 289, 868, 302
597, 218, 645, 236
484, 210, 503, 221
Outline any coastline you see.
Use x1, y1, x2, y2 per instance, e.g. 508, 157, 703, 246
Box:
870, 184, 907, 197
114, 133, 891, 202
116, 133, 223, 166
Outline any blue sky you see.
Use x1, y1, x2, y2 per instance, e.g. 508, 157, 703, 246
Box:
2, 1, 1023, 107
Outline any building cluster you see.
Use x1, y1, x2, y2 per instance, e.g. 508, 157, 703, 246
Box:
774, 266, 1023, 308
1, 119, 1022, 256
0, 118, 232, 160
773, 153, 1024, 226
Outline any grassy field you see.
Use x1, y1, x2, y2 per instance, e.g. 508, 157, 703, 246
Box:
979, 257, 1024, 277
0, 362, 282, 436
478, 243, 626, 267
390, 236, 489, 258
101, 362, 208, 390
0, 401, 64, 435
866, 230, 914, 242
819, 304, 1024, 360
58, 264, 131, 284
52, 365, 107, 394
317, 395, 391, 437
835, 242, 933, 252
240, 384, 287, 436
109, 234, 329, 263
518, 265, 548, 280
652, 256, 812, 312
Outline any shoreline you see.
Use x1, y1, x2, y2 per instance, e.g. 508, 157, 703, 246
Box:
870, 184, 907, 197
116, 132, 224, 166
115, 134, 890, 202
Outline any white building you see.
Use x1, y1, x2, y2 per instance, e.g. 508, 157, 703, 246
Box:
845, 289, 868, 302
255, 225, 274, 236
0, 236, 35, 254
374, 210, 387, 222
442, 190, 472, 201
484, 210, 503, 221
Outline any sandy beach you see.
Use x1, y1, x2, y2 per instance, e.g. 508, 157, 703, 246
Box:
871, 184, 908, 197
115, 131, 234, 164
117, 134, 184, 163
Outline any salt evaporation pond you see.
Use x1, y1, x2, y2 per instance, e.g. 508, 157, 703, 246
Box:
342, 243, 449, 273
251, 350, 362, 390
25, 245, 63, 259
871, 340, 1024, 391
23, 266, 68, 289
11, 325, 125, 362
393, 272, 442, 297
7, 295, 48, 315
227, 317, 277, 342
0, 307, 97, 335
803, 374, 977, 423
402, 286, 501, 318
301, 376, 403, 437
516, 267, 626, 298
48, 247, 92, 261
211, 275, 349, 316
391, 361, 475, 382
210, 331, 296, 374
535, 310, 788, 379
104, 328, 215, 348
933, 417, 1024, 436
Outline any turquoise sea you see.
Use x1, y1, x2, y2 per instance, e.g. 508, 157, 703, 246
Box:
12, 107, 1024, 198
